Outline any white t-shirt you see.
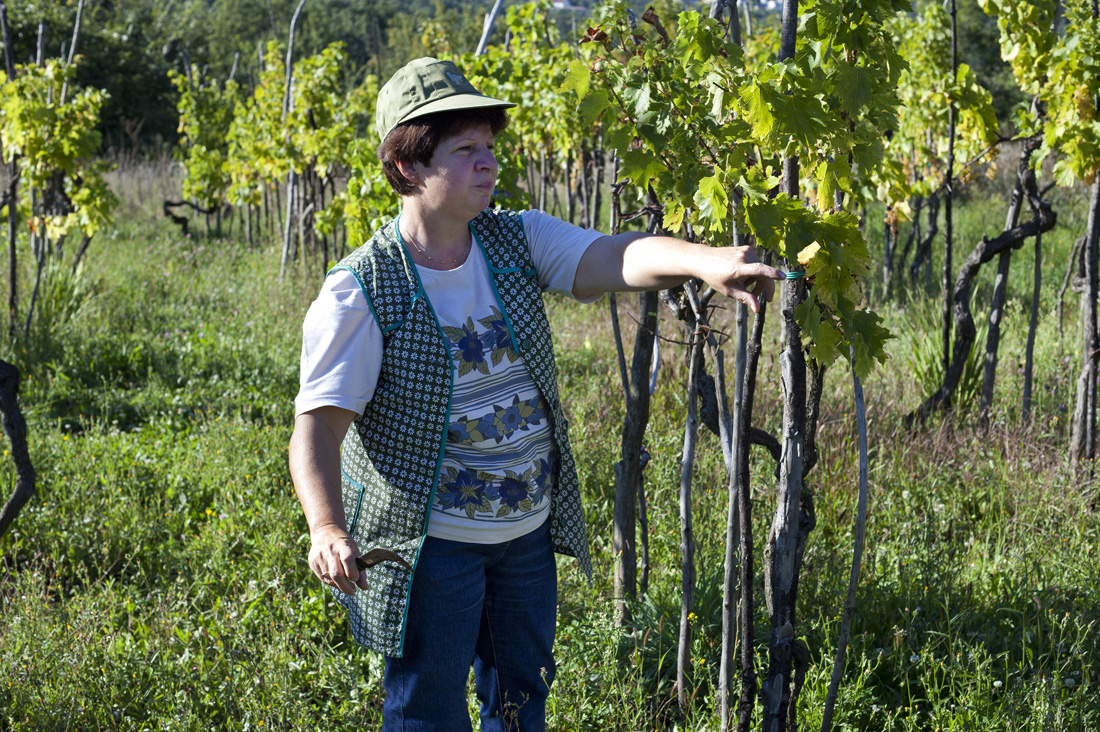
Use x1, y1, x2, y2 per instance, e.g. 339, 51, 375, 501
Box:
296, 209, 603, 543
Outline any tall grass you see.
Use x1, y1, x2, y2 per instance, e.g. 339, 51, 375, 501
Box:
0, 172, 1096, 730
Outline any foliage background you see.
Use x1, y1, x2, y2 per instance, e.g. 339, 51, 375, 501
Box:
1, 0, 1023, 149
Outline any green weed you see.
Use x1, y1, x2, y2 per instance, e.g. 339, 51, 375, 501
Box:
0, 186, 1097, 730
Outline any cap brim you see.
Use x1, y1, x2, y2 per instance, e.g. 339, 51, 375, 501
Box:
394, 93, 516, 129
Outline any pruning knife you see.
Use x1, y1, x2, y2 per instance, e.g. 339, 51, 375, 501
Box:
355, 548, 412, 572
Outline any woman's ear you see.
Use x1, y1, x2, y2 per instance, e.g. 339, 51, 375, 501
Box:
395, 159, 420, 187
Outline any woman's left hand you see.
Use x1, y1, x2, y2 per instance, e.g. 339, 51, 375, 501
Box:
697, 244, 783, 312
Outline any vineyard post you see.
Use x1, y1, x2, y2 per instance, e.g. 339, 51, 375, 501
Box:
283, 1, 307, 117
718, 303, 747, 732
549, 154, 563, 218
591, 143, 604, 230
819, 347, 869, 732
909, 194, 939, 285
29, 39, 45, 263
728, 0, 742, 44
299, 199, 313, 274
369, 3, 384, 78
577, 147, 590, 227
0, 1, 18, 340
612, 267, 658, 624
180, 49, 194, 92
942, 0, 957, 375
582, 147, 594, 228
264, 185, 272, 236
275, 180, 284, 234
564, 152, 574, 224
1019, 3, 1059, 422
319, 173, 330, 267
475, 0, 505, 57
1022, 225, 1043, 422
761, 0, 813, 727
924, 131, 934, 287
708, 0, 739, 43
607, 176, 629, 564
1055, 235, 1082, 338
23, 195, 45, 337
896, 199, 916, 288
538, 151, 547, 212
717, 9, 747, 728
70, 234, 92, 274
1071, 177, 1100, 461
676, 304, 703, 709
1070, 0, 1100, 460
979, 142, 1030, 424
58, 0, 83, 106
280, 0, 308, 278
265, 0, 280, 40
36, 22, 45, 65
735, 275, 768, 732
883, 208, 895, 295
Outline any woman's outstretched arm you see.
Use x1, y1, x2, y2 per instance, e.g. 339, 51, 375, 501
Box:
572, 233, 785, 311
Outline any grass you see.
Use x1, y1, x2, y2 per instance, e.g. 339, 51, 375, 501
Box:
0, 162, 1097, 730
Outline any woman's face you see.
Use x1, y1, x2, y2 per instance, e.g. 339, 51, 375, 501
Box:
407, 123, 498, 221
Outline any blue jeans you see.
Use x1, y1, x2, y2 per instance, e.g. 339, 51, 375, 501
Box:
382, 519, 557, 732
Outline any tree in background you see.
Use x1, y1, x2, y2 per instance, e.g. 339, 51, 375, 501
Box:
0, 0, 497, 152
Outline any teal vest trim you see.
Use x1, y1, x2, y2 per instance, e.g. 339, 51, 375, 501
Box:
328, 208, 592, 657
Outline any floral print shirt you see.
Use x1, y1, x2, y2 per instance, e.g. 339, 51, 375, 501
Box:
421, 259, 555, 543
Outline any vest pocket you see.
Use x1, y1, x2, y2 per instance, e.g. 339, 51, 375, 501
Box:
340, 467, 368, 536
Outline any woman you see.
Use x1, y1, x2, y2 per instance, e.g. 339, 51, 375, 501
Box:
289, 57, 783, 731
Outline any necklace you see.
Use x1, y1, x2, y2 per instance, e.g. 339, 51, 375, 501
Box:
403, 227, 470, 268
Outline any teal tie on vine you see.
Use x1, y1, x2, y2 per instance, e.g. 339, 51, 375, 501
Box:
785, 271, 806, 280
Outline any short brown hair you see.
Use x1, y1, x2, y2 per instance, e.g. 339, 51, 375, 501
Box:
377, 108, 509, 195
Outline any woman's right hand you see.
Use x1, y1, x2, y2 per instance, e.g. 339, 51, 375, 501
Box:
290, 406, 364, 595
309, 523, 370, 595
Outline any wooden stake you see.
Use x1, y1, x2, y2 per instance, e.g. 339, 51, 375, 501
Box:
819, 347, 869, 732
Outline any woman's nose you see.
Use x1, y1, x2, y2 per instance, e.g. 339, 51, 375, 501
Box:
477, 148, 497, 171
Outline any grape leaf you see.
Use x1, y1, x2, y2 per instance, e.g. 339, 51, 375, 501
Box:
740, 80, 778, 140
663, 201, 687, 233
560, 59, 591, 100
834, 60, 876, 118
694, 175, 729, 233
795, 290, 844, 368
578, 90, 611, 127
619, 148, 667, 186
840, 304, 892, 380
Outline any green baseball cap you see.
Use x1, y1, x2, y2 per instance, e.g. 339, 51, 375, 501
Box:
375, 57, 515, 143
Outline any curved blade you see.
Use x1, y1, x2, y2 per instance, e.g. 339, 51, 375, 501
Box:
355, 548, 412, 572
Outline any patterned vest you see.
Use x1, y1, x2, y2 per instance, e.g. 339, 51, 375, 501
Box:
328, 208, 593, 657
